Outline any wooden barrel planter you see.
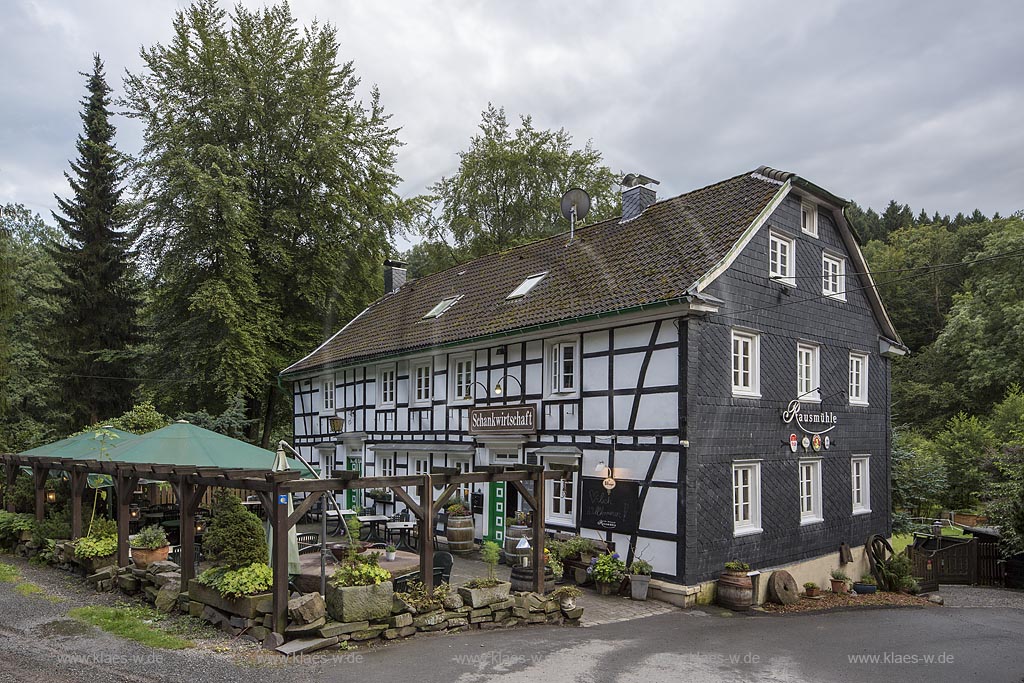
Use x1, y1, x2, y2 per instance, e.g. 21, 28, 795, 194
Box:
445, 514, 475, 554
503, 525, 532, 565
510, 564, 554, 592
717, 570, 753, 611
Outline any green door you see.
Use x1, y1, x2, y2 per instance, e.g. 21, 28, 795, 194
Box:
486, 482, 505, 545
346, 457, 362, 510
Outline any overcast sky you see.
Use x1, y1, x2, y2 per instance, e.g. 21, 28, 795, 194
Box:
2, 0, 1022, 244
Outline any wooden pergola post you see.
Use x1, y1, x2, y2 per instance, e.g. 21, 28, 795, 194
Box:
271, 480, 289, 635
4, 460, 18, 513
32, 463, 50, 523
418, 475, 434, 593
176, 479, 208, 591
115, 471, 140, 567
531, 468, 546, 593
70, 467, 89, 539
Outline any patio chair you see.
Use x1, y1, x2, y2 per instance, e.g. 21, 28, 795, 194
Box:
433, 551, 454, 584
297, 532, 320, 555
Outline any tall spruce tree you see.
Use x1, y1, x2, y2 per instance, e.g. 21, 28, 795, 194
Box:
50, 55, 139, 428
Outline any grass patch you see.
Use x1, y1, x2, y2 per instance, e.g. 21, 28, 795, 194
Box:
69, 603, 194, 650
0, 562, 19, 583
14, 581, 62, 602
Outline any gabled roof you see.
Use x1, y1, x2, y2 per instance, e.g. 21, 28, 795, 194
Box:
282, 167, 901, 377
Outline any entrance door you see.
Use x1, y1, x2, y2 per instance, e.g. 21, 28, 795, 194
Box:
346, 456, 362, 510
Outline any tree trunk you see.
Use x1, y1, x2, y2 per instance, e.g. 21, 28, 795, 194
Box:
260, 384, 277, 450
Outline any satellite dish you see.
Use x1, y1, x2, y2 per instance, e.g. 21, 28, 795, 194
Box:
560, 188, 591, 223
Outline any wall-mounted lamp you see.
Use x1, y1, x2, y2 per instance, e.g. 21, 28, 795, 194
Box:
464, 381, 491, 401
195, 519, 208, 534
129, 505, 140, 521
45, 489, 57, 504
493, 375, 523, 396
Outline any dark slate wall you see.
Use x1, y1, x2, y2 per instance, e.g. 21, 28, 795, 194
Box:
682, 192, 892, 584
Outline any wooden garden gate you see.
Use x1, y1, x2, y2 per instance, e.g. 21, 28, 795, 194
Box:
908, 536, 1004, 587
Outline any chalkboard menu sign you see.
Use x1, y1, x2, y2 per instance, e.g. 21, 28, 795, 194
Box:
579, 478, 640, 535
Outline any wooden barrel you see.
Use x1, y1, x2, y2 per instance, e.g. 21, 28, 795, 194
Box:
503, 525, 532, 565
510, 564, 554, 592
717, 570, 753, 611
445, 515, 475, 554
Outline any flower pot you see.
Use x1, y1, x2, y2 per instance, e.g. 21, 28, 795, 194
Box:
385, 551, 396, 561
852, 582, 877, 594
629, 574, 651, 601
717, 570, 753, 611
804, 587, 820, 597
445, 515, 475, 554
458, 581, 511, 608
830, 579, 848, 594
131, 545, 170, 570
595, 580, 617, 596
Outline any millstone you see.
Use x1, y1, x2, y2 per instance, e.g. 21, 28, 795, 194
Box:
768, 570, 799, 605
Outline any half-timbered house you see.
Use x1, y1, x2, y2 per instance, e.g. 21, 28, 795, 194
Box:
280, 166, 905, 594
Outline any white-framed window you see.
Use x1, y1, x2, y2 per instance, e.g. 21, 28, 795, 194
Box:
423, 295, 462, 319
507, 272, 548, 299
801, 201, 818, 238
849, 352, 869, 405
412, 360, 432, 405
451, 459, 472, 502
377, 364, 396, 407
732, 461, 762, 536
852, 456, 871, 514
378, 454, 395, 478
799, 459, 823, 524
769, 231, 796, 286
731, 329, 760, 397
546, 471, 576, 525
822, 252, 846, 300
449, 354, 474, 404
545, 338, 579, 396
320, 377, 335, 413
410, 457, 429, 503
797, 342, 820, 402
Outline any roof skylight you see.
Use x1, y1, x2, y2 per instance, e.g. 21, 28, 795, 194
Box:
506, 272, 548, 300
422, 295, 463, 319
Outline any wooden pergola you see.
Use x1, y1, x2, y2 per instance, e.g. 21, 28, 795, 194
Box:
1, 452, 576, 635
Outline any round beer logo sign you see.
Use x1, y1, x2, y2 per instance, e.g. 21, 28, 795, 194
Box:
789, 434, 799, 453
811, 434, 822, 451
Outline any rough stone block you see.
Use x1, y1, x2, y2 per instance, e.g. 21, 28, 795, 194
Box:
469, 607, 493, 619
117, 575, 140, 593
318, 620, 369, 638
392, 593, 416, 615
469, 614, 493, 624
188, 601, 204, 618
412, 610, 445, 628
248, 625, 270, 641
526, 614, 546, 624
543, 600, 559, 613
326, 582, 393, 623
445, 617, 468, 628
152, 572, 181, 588
350, 626, 387, 641
288, 593, 327, 625
442, 593, 464, 610
202, 605, 230, 628
561, 606, 583, 620
512, 607, 530, 618
154, 580, 180, 613
388, 612, 412, 628
275, 636, 338, 656
501, 617, 520, 628
147, 561, 180, 575
490, 598, 515, 611
492, 609, 510, 621
546, 613, 564, 625
262, 632, 285, 650
478, 621, 501, 630
285, 616, 326, 636
143, 586, 159, 601
88, 566, 116, 582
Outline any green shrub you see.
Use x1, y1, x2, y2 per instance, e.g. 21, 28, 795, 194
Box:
75, 534, 118, 559
33, 512, 71, 544
87, 517, 117, 539
0, 511, 36, 546
724, 560, 750, 572
878, 553, 916, 592
446, 498, 470, 517
463, 540, 503, 588
395, 580, 449, 611
130, 525, 169, 550
331, 553, 391, 587
5, 474, 34, 513
629, 558, 653, 576
551, 585, 582, 600
858, 573, 877, 586
202, 491, 267, 570
590, 553, 627, 584
830, 569, 850, 582
198, 562, 273, 599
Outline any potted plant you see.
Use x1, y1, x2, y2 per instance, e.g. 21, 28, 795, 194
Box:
830, 569, 850, 594
589, 553, 627, 595
384, 543, 397, 562
568, 536, 597, 564
458, 541, 511, 607
803, 581, 820, 597
717, 560, 753, 611
852, 573, 878, 594
367, 488, 392, 503
551, 585, 582, 610
628, 558, 653, 601
326, 517, 394, 622
444, 498, 474, 554
129, 524, 170, 569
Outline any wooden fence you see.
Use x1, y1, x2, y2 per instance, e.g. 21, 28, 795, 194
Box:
907, 536, 1004, 587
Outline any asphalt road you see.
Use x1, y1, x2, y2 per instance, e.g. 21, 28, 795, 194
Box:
2, 556, 1022, 683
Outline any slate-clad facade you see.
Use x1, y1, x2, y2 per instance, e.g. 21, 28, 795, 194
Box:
282, 167, 905, 586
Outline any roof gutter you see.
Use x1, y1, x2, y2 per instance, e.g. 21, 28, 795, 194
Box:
279, 293, 717, 381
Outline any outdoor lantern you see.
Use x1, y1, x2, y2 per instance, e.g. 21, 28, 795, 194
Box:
129, 505, 140, 520
195, 519, 207, 534
516, 536, 531, 567
45, 489, 57, 504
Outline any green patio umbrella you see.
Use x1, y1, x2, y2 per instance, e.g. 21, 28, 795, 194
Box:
20, 427, 138, 488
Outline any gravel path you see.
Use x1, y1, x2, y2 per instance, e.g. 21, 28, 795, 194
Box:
938, 584, 1024, 609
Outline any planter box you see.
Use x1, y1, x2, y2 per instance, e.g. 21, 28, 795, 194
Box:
187, 579, 272, 619
326, 581, 394, 623
458, 581, 511, 608
79, 553, 118, 575
131, 545, 170, 570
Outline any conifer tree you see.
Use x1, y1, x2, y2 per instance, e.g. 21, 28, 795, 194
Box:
50, 55, 139, 428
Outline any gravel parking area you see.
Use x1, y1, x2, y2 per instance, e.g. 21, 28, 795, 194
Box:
938, 584, 1024, 609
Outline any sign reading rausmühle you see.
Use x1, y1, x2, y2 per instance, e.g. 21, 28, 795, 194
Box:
580, 478, 640, 535
468, 405, 537, 435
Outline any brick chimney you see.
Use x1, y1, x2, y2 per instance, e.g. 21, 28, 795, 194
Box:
383, 259, 407, 294
620, 173, 660, 222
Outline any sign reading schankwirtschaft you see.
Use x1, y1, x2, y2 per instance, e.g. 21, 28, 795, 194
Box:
468, 405, 537, 435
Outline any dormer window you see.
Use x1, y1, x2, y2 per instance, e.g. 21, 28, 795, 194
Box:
506, 272, 547, 299
423, 295, 462, 319
801, 201, 818, 237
